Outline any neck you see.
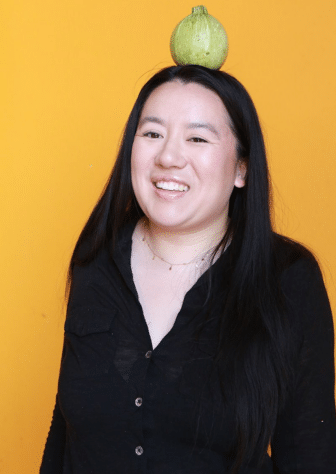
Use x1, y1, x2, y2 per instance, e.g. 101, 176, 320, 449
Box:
142, 217, 229, 265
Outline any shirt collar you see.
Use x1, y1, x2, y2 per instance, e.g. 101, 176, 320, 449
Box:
112, 219, 232, 297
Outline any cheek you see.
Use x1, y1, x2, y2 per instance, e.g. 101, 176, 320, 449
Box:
131, 153, 143, 188
201, 153, 237, 184
202, 160, 239, 204
130, 159, 142, 204
131, 147, 151, 207
131, 142, 150, 179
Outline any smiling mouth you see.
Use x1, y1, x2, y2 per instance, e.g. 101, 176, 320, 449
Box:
154, 181, 189, 192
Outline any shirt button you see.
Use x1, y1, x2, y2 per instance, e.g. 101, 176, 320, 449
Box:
145, 350, 152, 359
135, 397, 143, 407
135, 446, 144, 456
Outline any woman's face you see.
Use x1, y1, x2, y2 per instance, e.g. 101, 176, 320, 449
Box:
131, 80, 246, 234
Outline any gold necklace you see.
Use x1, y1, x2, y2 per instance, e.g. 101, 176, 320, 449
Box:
142, 231, 216, 271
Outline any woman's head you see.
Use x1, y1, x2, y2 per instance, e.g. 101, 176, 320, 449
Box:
131, 79, 247, 235
115, 65, 271, 244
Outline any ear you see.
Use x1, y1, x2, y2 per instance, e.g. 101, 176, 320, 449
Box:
234, 160, 247, 188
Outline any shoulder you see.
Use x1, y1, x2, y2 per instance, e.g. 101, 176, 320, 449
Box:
71, 219, 137, 281
71, 245, 111, 289
271, 233, 326, 291
272, 234, 333, 339
66, 246, 112, 321
272, 232, 318, 271
272, 232, 325, 295
67, 220, 137, 317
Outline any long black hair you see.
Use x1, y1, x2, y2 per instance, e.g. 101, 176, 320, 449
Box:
67, 65, 314, 471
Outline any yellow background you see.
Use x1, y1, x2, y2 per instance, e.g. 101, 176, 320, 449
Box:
1, 0, 335, 472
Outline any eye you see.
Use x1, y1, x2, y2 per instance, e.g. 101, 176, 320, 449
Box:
189, 137, 208, 143
143, 132, 162, 139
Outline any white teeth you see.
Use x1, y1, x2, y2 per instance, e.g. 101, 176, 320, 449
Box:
155, 181, 189, 192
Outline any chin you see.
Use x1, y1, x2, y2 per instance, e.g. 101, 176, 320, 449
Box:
146, 214, 190, 231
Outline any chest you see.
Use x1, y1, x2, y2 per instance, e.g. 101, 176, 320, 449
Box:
60, 299, 233, 471
131, 236, 198, 348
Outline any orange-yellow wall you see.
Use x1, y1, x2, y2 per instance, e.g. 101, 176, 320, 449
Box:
1, 0, 335, 472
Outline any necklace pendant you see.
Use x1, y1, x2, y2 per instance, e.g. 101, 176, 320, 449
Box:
169, 265, 172, 270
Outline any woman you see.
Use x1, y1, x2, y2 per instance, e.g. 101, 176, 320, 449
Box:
40, 66, 336, 473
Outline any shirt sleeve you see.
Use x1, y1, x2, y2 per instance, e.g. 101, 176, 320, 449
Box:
271, 257, 336, 473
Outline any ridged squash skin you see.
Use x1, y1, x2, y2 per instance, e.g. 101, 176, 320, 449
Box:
170, 6, 228, 70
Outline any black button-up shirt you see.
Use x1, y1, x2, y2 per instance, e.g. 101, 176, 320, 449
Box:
40, 220, 336, 473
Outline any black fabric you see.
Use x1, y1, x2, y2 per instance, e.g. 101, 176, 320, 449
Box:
40, 221, 336, 473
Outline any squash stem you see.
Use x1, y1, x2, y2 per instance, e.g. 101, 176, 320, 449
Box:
192, 5, 208, 15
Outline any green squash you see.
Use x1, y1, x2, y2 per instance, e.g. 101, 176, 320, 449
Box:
170, 6, 228, 70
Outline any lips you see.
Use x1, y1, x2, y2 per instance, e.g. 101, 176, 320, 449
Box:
155, 181, 189, 192
152, 177, 190, 192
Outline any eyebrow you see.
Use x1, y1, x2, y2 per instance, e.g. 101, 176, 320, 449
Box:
138, 116, 166, 127
138, 116, 220, 139
187, 122, 220, 139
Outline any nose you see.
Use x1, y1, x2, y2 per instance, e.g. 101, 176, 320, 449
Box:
154, 135, 187, 169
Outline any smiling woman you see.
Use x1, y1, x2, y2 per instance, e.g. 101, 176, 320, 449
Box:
40, 66, 336, 474
131, 81, 246, 236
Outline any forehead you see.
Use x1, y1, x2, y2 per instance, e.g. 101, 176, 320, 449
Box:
140, 80, 231, 124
